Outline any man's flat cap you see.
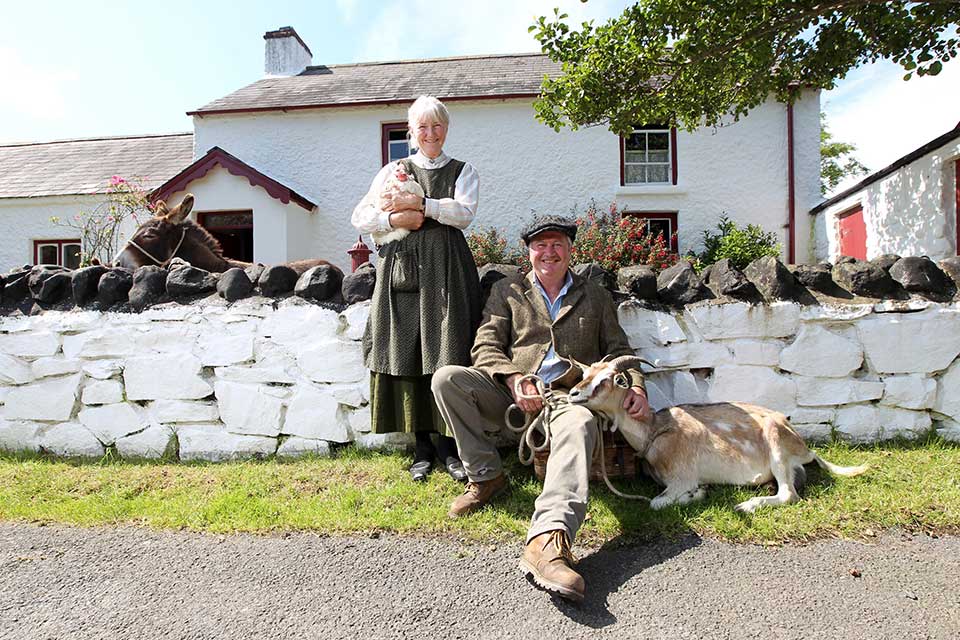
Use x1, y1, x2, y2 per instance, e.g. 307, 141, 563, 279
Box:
520, 215, 578, 245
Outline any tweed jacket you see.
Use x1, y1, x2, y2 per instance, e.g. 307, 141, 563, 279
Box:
471, 270, 645, 392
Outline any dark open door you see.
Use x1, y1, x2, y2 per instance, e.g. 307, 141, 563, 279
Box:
198, 211, 254, 263
838, 205, 866, 260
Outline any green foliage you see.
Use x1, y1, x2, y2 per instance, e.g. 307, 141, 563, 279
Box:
530, 2, 960, 133
692, 215, 782, 271
820, 112, 869, 194
570, 200, 678, 272
466, 226, 527, 268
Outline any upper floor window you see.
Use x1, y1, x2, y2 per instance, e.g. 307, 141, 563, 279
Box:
34, 239, 81, 269
381, 122, 410, 166
621, 125, 678, 185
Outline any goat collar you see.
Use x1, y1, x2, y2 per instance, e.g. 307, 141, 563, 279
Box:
124, 228, 187, 268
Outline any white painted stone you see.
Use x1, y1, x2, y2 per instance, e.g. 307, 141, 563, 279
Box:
284, 383, 349, 442
62, 328, 136, 359
834, 405, 881, 443
684, 302, 801, 340
0, 354, 34, 385
82, 360, 123, 380
277, 436, 332, 459
124, 355, 213, 401
141, 305, 198, 322
148, 399, 220, 424
0, 387, 9, 405
618, 302, 686, 348
81, 379, 124, 405
638, 344, 688, 369
0, 419, 43, 452
0, 331, 60, 357
39, 422, 105, 458
881, 375, 936, 410
214, 381, 284, 437
878, 406, 931, 440
347, 406, 371, 434
197, 333, 254, 367
54, 311, 103, 333
935, 419, 960, 443
340, 302, 371, 341
873, 299, 934, 314
779, 325, 863, 377
708, 365, 797, 413
115, 425, 175, 459
214, 341, 297, 384
354, 432, 413, 451
4, 374, 81, 421
330, 383, 367, 408
0, 317, 32, 333
727, 339, 786, 367
78, 403, 148, 445
795, 377, 884, 406
298, 340, 367, 383
134, 325, 202, 354
789, 407, 835, 424
177, 424, 277, 462
791, 423, 832, 443
645, 371, 708, 411
258, 306, 340, 348
685, 341, 731, 368
32, 357, 83, 379
934, 359, 960, 421
799, 304, 872, 322
857, 310, 960, 374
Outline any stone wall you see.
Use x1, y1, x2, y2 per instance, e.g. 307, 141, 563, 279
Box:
1, 296, 959, 461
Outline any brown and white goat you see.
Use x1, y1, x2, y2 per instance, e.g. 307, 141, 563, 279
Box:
567, 356, 868, 512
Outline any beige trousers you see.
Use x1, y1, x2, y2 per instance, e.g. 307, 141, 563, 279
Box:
431, 365, 598, 543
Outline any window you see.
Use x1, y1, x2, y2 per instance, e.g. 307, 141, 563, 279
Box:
625, 211, 679, 253
198, 211, 254, 263
34, 239, 81, 269
621, 125, 678, 185
381, 122, 410, 166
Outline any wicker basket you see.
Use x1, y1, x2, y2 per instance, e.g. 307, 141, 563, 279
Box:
533, 430, 639, 481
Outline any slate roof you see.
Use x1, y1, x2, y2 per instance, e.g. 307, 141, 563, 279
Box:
0, 133, 194, 199
190, 53, 559, 115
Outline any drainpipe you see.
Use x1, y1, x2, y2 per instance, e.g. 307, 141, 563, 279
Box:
786, 82, 799, 264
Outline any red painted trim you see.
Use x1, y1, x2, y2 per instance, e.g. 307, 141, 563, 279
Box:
197, 211, 254, 231
187, 92, 539, 117
624, 210, 679, 253
150, 147, 316, 212
381, 122, 408, 166
670, 127, 678, 185
956, 159, 960, 255
786, 101, 796, 264
33, 238, 80, 265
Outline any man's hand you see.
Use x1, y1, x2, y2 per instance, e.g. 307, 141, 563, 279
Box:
507, 373, 543, 414
623, 387, 652, 422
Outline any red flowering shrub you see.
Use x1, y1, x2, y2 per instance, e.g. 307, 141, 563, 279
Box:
571, 200, 678, 272
466, 226, 527, 269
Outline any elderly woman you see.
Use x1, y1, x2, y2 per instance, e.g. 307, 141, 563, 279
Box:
352, 95, 482, 483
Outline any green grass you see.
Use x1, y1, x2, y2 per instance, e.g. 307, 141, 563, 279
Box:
1, 436, 958, 545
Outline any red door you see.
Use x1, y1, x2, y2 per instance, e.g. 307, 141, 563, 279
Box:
838, 205, 866, 260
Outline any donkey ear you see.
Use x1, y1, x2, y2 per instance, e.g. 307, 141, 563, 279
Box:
153, 200, 169, 217
166, 194, 194, 224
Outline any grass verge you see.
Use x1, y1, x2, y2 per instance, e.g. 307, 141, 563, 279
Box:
0, 436, 958, 545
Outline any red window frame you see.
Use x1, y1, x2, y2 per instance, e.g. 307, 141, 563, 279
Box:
624, 211, 679, 253
33, 239, 81, 268
620, 126, 678, 186
381, 122, 410, 166
955, 158, 959, 256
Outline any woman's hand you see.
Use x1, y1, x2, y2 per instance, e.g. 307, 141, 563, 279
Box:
380, 189, 422, 213
389, 209, 425, 231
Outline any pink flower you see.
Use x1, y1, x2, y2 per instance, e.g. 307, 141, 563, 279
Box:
109, 175, 126, 186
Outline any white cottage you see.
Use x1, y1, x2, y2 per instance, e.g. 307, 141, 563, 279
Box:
811, 124, 960, 262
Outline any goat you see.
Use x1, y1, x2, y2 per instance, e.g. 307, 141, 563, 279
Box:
567, 356, 868, 512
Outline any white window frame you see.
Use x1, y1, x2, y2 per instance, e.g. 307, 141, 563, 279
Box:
622, 127, 673, 185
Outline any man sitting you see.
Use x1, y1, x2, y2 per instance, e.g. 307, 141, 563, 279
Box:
432, 215, 651, 603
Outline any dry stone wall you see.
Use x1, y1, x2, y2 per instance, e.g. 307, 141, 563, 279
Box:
1, 296, 959, 462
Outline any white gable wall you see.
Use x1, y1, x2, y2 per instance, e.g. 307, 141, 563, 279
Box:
188, 92, 819, 271
813, 136, 960, 262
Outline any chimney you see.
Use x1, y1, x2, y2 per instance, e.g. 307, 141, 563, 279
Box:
263, 26, 312, 77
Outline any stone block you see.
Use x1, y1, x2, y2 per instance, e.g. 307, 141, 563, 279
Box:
124, 355, 213, 401
656, 261, 711, 306
298, 340, 367, 384
116, 425, 176, 460
81, 379, 124, 405
217, 268, 254, 302
340, 302, 371, 341
78, 402, 148, 445
779, 325, 862, 377
4, 374, 81, 421
789, 407, 835, 424
934, 359, 960, 421
795, 377, 884, 406
857, 310, 960, 373
97, 269, 133, 307
294, 264, 344, 301
935, 419, 960, 443
834, 405, 881, 443
277, 436, 332, 459
644, 370, 709, 411
284, 383, 348, 442
881, 375, 936, 410
639, 344, 689, 369
214, 381, 284, 437
791, 423, 832, 443
799, 304, 872, 322
129, 266, 168, 311
63, 329, 135, 359
258, 306, 340, 348
743, 256, 799, 301
258, 265, 298, 296
684, 302, 800, 340
197, 333, 254, 367
177, 424, 277, 462
82, 360, 123, 380
353, 432, 413, 451
727, 339, 784, 366
147, 399, 220, 424
32, 357, 83, 379
617, 265, 657, 299
708, 365, 796, 414
341, 263, 376, 304
39, 422, 105, 458
330, 382, 367, 408
878, 406, 931, 440
214, 342, 297, 384
0, 419, 44, 452
684, 341, 731, 368
166, 266, 218, 297
0, 354, 34, 385
0, 331, 60, 358
617, 302, 686, 349
347, 406, 371, 434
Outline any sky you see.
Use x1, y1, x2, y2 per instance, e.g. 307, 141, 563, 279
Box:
1, 0, 957, 195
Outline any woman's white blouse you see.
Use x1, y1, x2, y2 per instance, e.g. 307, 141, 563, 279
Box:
351, 151, 479, 233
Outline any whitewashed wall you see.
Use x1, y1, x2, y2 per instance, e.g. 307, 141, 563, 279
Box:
813, 137, 960, 262
2, 298, 958, 461
192, 92, 820, 271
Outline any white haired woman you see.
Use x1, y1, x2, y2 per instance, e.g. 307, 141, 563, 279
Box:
352, 95, 482, 483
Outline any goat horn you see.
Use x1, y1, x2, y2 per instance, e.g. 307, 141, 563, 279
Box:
607, 355, 648, 372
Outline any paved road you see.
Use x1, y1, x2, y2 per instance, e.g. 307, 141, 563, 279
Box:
0, 523, 957, 639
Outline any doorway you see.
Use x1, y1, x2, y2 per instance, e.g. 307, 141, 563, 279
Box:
197, 211, 253, 263
838, 205, 866, 260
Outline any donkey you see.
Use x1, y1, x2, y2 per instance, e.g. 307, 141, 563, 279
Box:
114, 194, 334, 275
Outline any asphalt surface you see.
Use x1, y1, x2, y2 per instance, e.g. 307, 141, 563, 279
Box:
0, 523, 957, 640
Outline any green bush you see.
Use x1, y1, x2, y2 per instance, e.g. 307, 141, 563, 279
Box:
691, 215, 781, 271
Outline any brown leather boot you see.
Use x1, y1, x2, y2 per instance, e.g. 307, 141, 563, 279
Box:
519, 530, 585, 602
447, 474, 507, 518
